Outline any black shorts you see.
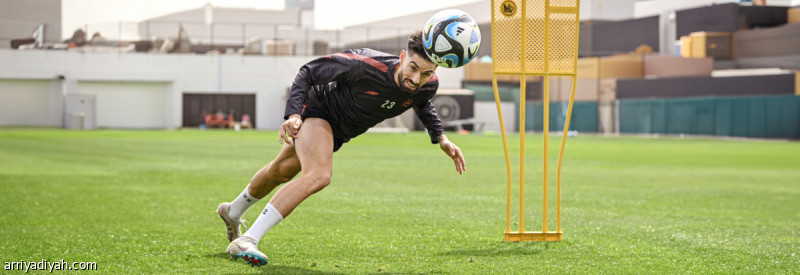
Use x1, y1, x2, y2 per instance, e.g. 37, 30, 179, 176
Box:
301, 106, 345, 152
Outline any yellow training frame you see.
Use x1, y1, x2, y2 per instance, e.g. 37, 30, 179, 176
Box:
491, 0, 581, 242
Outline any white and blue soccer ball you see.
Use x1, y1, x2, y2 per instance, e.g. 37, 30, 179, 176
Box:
422, 9, 481, 68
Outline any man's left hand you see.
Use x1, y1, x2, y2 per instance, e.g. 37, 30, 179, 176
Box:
439, 135, 466, 175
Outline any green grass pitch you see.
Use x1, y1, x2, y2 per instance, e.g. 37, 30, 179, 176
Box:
1, 128, 798, 273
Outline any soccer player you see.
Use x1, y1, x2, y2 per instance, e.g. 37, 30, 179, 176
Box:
216, 30, 466, 267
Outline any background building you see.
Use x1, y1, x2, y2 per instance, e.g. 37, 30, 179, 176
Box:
1, 0, 799, 138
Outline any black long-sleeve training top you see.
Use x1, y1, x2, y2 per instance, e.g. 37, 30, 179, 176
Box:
284, 48, 444, 144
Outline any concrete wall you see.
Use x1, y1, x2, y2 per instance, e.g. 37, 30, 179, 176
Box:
0, 78, 63, 126
634, 0, 736, 18
0, 49, 312, 129
582, 0, 637, 21
0, 0, 62, 49
766, 0, 800, 6
76, 81, 171, 129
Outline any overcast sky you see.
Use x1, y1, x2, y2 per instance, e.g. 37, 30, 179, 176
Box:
62, 0, 482, 38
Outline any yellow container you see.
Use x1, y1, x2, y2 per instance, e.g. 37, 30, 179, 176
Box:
680, 36, 693, 58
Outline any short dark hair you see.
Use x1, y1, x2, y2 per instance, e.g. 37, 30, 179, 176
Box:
407, 29, 429, 61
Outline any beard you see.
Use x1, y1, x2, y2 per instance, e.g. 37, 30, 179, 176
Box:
396, 69, 419, 95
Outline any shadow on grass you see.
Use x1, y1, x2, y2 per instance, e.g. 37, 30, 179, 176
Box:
206, 252, 337, 274
438, 241, 558, 257
233, 265, 337, 274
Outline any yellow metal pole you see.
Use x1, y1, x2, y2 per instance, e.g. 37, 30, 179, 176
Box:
543, 77, 550, 233
493, 74, 513, 234
542, 0, 551, 234
556, 76, 577, 233
518, 0, 528, 234
559, 0, 582, 234
519, 77, 526, 233
492, 0, 513, 235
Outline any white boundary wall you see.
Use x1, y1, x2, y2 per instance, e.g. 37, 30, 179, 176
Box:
0, 49, 312, 129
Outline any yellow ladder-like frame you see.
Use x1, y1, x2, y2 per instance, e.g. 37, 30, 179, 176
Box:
491, 0, 581, 242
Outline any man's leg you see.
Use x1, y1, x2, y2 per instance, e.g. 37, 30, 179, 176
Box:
227, 118, 335, 266
245, 118, 334, 237
248, 144, 301, 198
217, 143, 301, 242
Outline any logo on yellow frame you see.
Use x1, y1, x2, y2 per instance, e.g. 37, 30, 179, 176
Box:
501, 0, 517, 17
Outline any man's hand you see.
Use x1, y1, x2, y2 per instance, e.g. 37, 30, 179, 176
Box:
439, 134, 466, 175
279, 114, 303, 145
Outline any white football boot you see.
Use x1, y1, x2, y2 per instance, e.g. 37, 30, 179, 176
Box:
226, 236, 269, 267
216, 202, 246, 242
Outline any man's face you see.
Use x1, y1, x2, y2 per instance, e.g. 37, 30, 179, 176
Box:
395, 50, 437, 94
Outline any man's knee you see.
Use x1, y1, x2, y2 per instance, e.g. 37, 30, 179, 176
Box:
304, 172, 332, 192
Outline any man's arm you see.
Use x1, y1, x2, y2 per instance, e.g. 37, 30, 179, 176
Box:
413, 100, 445, 144
438, 134, 466, 175
413, 98, 466, 174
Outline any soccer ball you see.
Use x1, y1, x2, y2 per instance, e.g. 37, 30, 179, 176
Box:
422, 9, 481, 68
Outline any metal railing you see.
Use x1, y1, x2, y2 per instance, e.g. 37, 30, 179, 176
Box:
2, 19, 417, 56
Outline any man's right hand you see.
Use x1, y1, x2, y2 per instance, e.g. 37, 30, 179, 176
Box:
279, 114, 303, 145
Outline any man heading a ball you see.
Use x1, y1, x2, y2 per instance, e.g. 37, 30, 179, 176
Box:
216, 29, 467, 266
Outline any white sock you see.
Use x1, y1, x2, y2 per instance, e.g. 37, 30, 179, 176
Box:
228, 186, 260, 221
243, 203, 284, 243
